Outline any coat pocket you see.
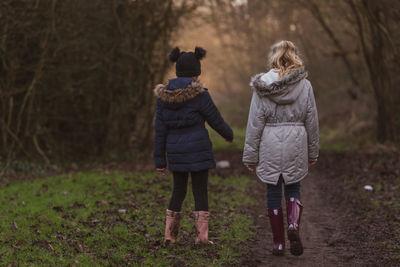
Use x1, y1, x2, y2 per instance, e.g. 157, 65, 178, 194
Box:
294, 127, 308, 177
281, 126, 307, 181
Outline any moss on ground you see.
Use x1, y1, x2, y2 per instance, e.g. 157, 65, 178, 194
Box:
0, 172, 255, 266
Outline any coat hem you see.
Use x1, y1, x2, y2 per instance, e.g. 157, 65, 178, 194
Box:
284, 171, 308, 185
256, 170, 308, 185
242, 161, 258, 165
168, 167, 214, 172
167, 162, 216, 172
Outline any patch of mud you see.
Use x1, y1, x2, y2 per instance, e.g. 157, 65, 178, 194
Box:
214, 150, 400, 267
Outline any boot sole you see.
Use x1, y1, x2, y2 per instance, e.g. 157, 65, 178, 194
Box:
287, 229, 298, 241
287, 230, 303, 256
195, 238, 214, 245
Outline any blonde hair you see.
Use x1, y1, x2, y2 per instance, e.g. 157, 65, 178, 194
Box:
268, 40, 303, 78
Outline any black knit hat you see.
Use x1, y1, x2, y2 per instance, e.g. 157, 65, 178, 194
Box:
169, 47, 206, 77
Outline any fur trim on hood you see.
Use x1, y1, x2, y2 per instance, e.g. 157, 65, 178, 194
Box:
154, 81, 205, 103
250, 68, 308, 97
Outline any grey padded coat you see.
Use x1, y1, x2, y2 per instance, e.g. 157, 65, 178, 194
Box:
242, 68, 319, 185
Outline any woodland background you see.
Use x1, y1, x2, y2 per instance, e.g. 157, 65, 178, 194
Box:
1, 1, 400, 266
0, 0, 399, 167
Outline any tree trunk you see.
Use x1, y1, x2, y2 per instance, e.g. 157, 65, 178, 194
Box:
347, 0, 399, 143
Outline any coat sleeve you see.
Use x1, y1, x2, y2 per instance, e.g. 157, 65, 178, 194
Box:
305, 84, 319, 161
199, 91, 233, 141
153, 99, 167, 168
243, 91, 266, 165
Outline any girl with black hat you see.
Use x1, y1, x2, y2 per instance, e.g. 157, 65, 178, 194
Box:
153, 46, 233, 245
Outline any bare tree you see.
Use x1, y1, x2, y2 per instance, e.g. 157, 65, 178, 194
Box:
0, 0, 197, 170
344, 0, 400, 142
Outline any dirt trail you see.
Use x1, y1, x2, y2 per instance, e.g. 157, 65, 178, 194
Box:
212, 151, 366, 267
243, 168, 358, 267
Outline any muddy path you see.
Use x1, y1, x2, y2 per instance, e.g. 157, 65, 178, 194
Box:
213, 150, 400, 267
242, 169, 357, 267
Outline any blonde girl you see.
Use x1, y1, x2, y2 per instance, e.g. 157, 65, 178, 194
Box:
243, 40, 319, 256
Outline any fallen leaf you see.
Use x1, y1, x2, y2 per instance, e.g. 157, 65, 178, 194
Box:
118, 209, 127, 214
91, 219, 100, 224
12, 220, 18, 231
53, 206, 64, 212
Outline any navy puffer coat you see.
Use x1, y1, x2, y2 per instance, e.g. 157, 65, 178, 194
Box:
153, 77, 233, 172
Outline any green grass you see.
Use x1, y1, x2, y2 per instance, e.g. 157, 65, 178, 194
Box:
208, 127, 246, 151
0, 172, 255, 266
319, 128, 350, 152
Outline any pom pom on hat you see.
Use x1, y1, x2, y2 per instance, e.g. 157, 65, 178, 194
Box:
169, 47, 181, 62
194, 47, 206, 60
170, 46, 207, 77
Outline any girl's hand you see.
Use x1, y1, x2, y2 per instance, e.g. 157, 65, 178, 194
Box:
156, 168, 166, 175
308, 161, 317, 167
245, 164, 255, 172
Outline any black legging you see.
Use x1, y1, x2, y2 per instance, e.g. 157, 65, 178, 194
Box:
168, 170, 208, 212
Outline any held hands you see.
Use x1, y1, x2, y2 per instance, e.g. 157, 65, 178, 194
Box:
246, 161, 316, 172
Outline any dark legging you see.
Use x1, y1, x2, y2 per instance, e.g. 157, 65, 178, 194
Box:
168, 170, 208, 212
267, 175, 301, 209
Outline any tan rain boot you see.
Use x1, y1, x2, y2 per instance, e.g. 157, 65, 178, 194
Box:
194, 211, 214, 244
164, 209, 182, 245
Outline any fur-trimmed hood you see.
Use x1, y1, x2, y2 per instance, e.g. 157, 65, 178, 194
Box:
154, 80, 205, 104
250, 68, 308, 104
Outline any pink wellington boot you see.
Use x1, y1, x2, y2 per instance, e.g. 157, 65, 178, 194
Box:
287, 197, 304, 256
164, 209, 182, 245
193, 211, 214, 244
267, 207, 285, 256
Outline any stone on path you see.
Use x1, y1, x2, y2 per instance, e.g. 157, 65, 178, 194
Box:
216, 160, 230, 169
